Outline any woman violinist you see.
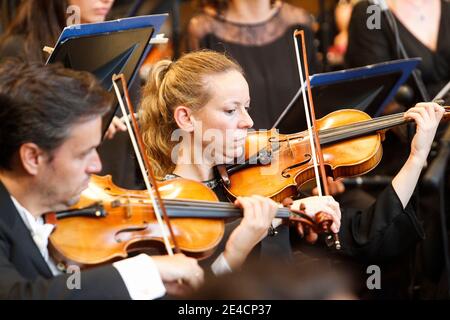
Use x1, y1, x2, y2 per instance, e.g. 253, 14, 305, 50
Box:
139, 50, 445, 274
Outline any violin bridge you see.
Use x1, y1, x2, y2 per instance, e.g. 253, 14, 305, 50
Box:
111, 199, 121, 208
125, 197, 132, 219
286, 137, 295, 158
111, 198, 132, 219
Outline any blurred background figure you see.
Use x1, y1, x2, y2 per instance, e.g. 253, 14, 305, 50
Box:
0, 0, 115, 63
346, 0, 450, 103
327, 0, 360, 67
186, 0, 318, 130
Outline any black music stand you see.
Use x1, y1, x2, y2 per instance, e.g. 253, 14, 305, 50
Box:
273, 58, 420, 134
46, 14, 168, 135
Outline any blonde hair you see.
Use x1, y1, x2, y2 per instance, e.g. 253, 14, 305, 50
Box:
140, 50, 243, 177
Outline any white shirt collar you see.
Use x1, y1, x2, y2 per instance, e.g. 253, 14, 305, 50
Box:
10, 196, 60, 275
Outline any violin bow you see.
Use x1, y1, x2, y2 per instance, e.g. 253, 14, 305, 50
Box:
112, 74, 181, 256
293, 30, 341, 250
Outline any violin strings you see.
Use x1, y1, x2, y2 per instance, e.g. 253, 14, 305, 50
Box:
107, 199, 292, 219
320, 114, 406, 144
287, 113, 406, 145
113, 196, 238, 208
115, 198, 291, 213
320, 113, 405, 136
110, 196, 292, 211
319, 113, 404, 137
282, 112, 405, 143
316, 113, 404, 139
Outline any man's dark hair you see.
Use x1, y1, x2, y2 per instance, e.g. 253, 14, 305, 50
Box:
0, 60, 112, 170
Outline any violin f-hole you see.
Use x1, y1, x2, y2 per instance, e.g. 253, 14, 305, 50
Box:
281, 154, 311, 178
115, 225, 149, 243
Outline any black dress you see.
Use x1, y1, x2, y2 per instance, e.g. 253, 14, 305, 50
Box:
187, 2, 319, 130
346, 0, 450, 101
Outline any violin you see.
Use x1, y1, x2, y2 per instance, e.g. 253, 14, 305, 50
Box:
45, 174, 331, 269
223, 106, 450, 201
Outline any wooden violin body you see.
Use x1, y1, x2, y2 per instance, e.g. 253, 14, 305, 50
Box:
47, 176, 329, 269
225, 109, 384, 202
47, 175, 225, 268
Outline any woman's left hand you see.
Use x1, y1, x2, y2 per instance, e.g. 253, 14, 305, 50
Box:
405, 102, 445, 163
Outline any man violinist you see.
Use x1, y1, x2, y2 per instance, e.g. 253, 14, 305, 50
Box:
0, 60, 204, 299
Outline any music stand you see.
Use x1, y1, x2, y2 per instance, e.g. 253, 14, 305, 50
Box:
46, 14, 168, 135
273, 58, 420, 134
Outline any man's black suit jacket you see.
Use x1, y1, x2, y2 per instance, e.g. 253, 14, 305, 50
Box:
0, 180, 131, 299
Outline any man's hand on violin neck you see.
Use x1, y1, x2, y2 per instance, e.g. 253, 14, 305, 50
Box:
152, 253, 204, 296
